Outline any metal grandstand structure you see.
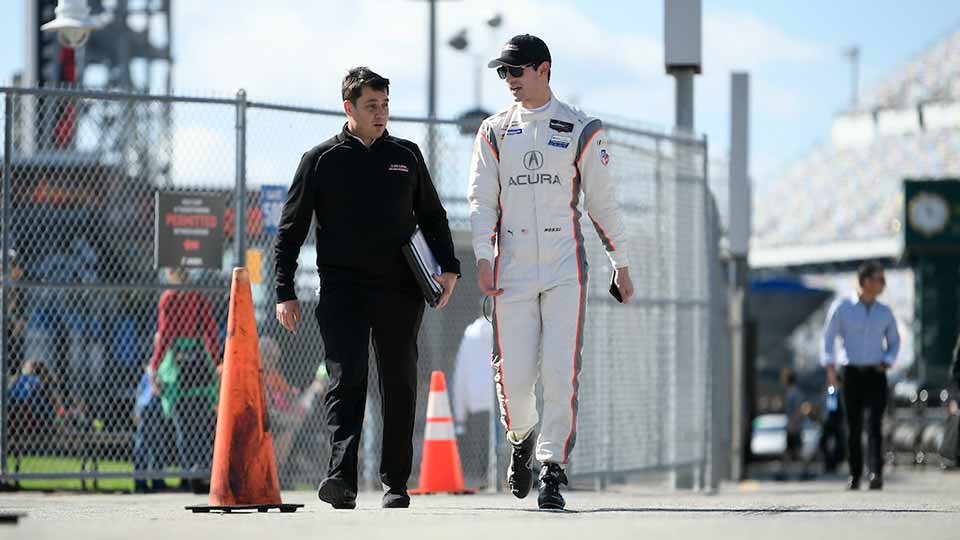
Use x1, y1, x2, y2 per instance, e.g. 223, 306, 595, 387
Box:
751, 24, 960, 389
753, 25, 960, 268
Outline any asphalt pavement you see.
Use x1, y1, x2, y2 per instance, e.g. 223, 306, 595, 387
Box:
1, 469, 957, 540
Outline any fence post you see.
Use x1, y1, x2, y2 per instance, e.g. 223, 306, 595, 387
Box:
1, 92, 11, 474
235, 89, 247, 267
700, 134, 713, 492
654, 138, 666, 469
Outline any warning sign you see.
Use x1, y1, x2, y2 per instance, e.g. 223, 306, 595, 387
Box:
155, 191, 225, 269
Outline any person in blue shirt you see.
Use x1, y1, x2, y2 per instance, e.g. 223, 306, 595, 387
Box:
821, 261, 900, 490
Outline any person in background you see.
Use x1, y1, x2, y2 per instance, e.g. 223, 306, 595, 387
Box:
950, 331, 960, 408
261, 336, 309, 474
821, 261, 899, 490
8, 360, 65, 438
452, 315, 496, 488
148, 267, 222, 493
3, 249, 27, 379
819, 379, 846, 474
776, 367, 813, 481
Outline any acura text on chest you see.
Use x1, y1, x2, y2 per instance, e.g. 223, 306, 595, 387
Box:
508, 173, 562, 186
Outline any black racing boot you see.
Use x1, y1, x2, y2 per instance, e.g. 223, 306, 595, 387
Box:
537, 463, 568, 510
317, 477, 358, 509
507, 432, 536, 499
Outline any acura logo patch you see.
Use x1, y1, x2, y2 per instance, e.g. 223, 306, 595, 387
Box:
523, 150, 544, 170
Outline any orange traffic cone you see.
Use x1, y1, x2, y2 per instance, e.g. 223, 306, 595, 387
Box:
185, 268, 302, 514
410, 371, 475, 495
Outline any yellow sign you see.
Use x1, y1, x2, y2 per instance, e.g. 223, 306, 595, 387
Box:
246, 249, 263, 284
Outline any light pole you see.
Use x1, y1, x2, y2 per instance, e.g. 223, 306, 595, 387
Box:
411, 0, 460, 178
843, 45, 860, 110
448, 13, 503, 111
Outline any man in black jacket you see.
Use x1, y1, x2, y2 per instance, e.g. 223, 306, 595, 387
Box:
274, 67, 460, 509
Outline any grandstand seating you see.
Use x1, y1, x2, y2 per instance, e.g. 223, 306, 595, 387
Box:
861, 26, 960, 110
754, 27, 960, 252
753, 126, 960, 249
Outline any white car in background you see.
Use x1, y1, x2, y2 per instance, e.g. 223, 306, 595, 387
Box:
751, 414, 821, 461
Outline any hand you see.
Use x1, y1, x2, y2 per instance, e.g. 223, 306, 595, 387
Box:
477, 259, 504, 297
276, 299, 302, 333
150, 374, 160, 397
432, 272, 459, 309
826, 365, 838, 388
614, 266, 634, 304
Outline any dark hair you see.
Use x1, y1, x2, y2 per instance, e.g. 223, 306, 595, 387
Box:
857, 260, 884, 286
780, 367, 796, 386
341, 67, 390, 105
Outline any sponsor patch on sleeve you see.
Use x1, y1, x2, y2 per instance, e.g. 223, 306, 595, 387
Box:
599, 148, 610, 166
549, 119, 574, 133
506, 127, 523, 136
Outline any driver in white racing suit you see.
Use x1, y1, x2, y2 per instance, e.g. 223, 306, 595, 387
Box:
468, 34, 635, 510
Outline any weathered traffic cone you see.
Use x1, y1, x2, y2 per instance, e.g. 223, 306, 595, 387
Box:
185, 268, 302, 513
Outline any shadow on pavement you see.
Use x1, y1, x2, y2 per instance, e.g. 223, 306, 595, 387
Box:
466, 506, 957, 515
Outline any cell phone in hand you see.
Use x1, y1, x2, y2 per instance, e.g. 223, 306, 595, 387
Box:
609, 272, 623, 303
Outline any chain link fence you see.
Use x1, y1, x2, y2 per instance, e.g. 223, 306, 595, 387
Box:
0, 86, 728, 492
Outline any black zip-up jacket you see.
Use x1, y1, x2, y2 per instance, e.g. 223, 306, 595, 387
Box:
274, 126, 460, 302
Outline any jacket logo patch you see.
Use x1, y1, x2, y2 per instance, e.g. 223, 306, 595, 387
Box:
388, 163, 409, 173
523, 151, 544, 170
599, 148, 610, 166
506, 128, 523, 136
549, 119, 573, 133
548, 134, 571, 148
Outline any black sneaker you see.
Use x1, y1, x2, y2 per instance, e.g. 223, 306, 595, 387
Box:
317, 477, 358, 509
537, 463, 568, 510
507, 433, 536, 499
868, 473, 883, 491
846, 476, 861, 491
382, 487, 410, 508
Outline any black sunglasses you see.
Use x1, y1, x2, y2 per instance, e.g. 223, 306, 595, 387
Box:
496, 64, 536, 80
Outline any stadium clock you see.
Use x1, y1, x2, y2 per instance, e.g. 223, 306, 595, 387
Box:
908, 191, 950, 237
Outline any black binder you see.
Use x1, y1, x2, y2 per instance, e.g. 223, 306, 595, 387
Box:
401, 227, 443, 307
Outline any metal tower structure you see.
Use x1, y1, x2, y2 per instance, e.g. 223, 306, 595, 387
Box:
25, 0, 174, 186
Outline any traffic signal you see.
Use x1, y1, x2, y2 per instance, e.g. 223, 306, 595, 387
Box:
36, 0, 61, 86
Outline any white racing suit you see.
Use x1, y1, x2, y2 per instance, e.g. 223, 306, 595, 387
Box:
467, 95, 629, 464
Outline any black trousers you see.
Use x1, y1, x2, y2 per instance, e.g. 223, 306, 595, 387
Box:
842, 366, 888, 479
315, 281, 424, 493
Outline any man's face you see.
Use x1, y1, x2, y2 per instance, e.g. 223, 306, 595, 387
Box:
863, 270, 886, 296
345, 86, 389, 141
502, 62, 549, 102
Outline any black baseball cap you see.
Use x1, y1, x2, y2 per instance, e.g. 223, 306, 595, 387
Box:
487, 34, 551, 68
